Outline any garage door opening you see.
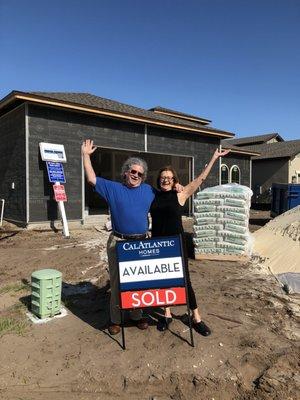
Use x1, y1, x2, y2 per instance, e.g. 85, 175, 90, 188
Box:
84, 147, 192, 216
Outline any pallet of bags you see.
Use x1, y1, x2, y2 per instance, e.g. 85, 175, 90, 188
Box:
193, 183, 253, 261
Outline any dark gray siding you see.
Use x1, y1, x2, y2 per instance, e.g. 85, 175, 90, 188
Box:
147, 126, 220, 188
26, 103, 252, 222
221, 153, 251, 187
252, 158, 289, 203
27, 104, 145, 221
0, 105, 26, 223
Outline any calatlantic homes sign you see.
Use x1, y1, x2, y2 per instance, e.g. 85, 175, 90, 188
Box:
116, 236, 187, 309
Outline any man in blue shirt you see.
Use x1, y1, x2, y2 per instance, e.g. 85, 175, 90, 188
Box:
82, 139, 155, 335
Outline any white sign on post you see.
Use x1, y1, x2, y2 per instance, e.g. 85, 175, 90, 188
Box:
39, 142, 69, 238
39, 142, 67, 163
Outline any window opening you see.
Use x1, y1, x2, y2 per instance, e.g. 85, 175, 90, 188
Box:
230, 165, 241, 184
221, 164, 229, 184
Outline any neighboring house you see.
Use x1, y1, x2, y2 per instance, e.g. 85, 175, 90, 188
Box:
222, 134, 300, 204
223, 133, 284, 147
0, 90, 255, 225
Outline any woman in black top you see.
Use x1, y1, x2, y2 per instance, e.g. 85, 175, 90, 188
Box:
150, 148, 230, 335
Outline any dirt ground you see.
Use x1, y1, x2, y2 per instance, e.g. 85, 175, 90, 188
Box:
0, 211, 299, 400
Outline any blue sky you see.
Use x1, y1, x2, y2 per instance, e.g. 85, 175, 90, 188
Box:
1, 0, 299, 140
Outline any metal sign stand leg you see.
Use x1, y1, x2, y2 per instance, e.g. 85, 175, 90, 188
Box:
121, 310, 126, 350
187, 305, 194, 347
179, 234, 194, 347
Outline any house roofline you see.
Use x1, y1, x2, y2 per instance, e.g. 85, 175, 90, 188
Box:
149, 107, 212, 125
153, 109, 211, 125
221, 143, 260, 156
224, 148, 260, 156
0, 91, 235, 139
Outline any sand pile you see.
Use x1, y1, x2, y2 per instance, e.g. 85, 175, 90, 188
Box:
253, 205, 300, 293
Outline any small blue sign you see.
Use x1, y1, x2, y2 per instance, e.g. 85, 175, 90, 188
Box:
46, 162, 66, 183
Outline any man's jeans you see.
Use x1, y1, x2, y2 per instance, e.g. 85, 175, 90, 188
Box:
107, 233, 143, 324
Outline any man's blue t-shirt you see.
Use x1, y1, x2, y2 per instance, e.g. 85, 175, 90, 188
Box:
94, 177, 156, 235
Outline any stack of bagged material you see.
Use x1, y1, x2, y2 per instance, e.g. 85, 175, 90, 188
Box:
193, 184, 253, 257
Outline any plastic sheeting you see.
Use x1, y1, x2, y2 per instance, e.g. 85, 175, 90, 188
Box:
193, 184, 253, 256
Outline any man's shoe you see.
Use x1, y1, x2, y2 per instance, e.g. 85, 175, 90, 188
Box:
136, 318, 149, 330
157, 317, 173, 332
193, 320, 211, 336
108, 324, 121, 335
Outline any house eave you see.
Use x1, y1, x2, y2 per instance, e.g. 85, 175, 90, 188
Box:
0, 91, 235, 139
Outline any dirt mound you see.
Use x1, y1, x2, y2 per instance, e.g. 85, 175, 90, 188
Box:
253, 206, 300, 293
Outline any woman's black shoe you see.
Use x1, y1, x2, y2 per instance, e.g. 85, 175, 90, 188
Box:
157, 317, 173, 331
193, 320, 211, 336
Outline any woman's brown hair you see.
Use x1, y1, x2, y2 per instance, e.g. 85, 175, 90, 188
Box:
156, 166, 179, 189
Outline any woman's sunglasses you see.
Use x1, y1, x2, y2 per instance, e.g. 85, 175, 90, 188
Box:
160, 176, 174, 182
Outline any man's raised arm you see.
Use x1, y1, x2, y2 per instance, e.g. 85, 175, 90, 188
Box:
81, 139, 97, 186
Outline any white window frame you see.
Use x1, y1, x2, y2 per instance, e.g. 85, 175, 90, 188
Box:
230, 165, 241, 184
220, 164, 229, 185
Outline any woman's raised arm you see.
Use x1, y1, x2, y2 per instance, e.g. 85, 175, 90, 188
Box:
178, 148, 230, 205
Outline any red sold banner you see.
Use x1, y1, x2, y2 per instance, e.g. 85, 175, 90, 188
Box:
120, 287, 186, 309
53, 184, 67, 202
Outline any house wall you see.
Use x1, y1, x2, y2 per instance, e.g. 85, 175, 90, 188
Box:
289, 153, 300, 183
267, 138, 280, 144
27, 103, 146, 222
27, 104, 226, 221
252, 158, 289, 203
0, 105, 26, 223
147, 126, 220, 189
0, 102, 250, 223
218, 153, 251, 187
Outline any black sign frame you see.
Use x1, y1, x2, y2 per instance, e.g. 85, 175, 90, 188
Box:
116, 234, 194, 350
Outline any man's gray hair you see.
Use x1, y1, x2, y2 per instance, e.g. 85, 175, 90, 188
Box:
121, 157, 148, 182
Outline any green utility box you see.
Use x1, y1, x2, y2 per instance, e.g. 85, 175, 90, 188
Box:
31, 269, 62, 319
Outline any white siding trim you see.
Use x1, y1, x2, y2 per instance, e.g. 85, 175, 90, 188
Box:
25, 103, 30, 224
81, 152, 85, 222
191, 156, 195, 215
250, 159, 252, 189
144, 124, 148, 152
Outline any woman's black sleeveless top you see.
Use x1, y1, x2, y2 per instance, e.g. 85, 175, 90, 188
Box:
150, 190, 184, 237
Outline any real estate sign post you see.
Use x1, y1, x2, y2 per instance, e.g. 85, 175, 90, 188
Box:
39, 142, 70, 238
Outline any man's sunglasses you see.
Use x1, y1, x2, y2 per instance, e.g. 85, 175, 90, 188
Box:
129, 169, 144, 178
